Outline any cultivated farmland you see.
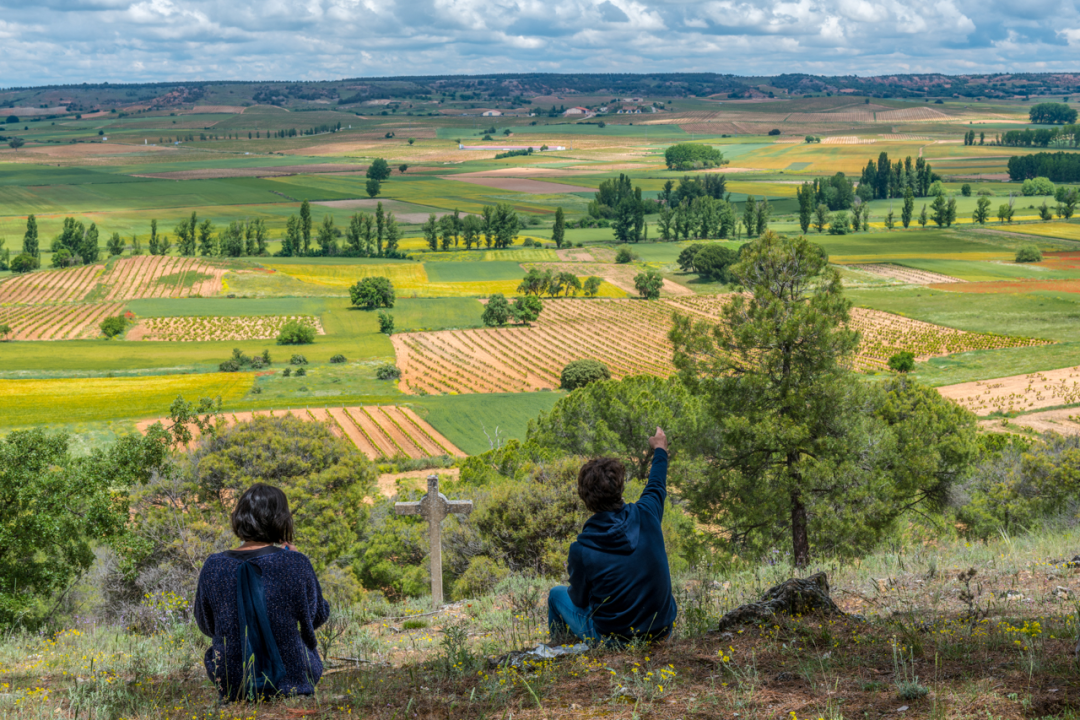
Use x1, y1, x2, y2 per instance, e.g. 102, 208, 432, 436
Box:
135, 405, 466, 460
391, 296, 1045, 395
0, 255, 226, 304
127, 314, 324, 341
938, 366, 1080, 415
0, 302, 125, 340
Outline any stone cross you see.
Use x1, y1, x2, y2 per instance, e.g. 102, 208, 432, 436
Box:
395, 474, 473, 608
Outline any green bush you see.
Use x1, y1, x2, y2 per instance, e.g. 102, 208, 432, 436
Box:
559, 359, 610, 391
615, 246, 634, 264
481, 294, 512, 327
376, 363, 401, 380
330, 354, 347, 364
282, 368, 291, 377
961, 183, 972, 197
290, 354, 308, 365
295, 367, 307, 377
887, 351, 916, 373
378, 311, 395, 335
277, 320, 315, 345
9, 253, 37, 273
1021, 176, 1056, 197
350, 277, 395, 309
99, 315, 127, 339
451, 557, 510, 601
664, 143, 724, 171
693, 244, 738, 282
1015, 244, 1042, 263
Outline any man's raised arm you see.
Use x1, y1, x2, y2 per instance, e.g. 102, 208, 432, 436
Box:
636, 427, 669, 519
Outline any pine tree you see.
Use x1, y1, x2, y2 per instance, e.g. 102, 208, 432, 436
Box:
743, 196, 758, 237
198, 220, 216, 256
148, 219, 160, 256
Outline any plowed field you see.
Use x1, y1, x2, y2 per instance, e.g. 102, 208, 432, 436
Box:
135, 405, 465, 460
0, 256, 226, 304
390, 296, 1046, 395
847, 264, 965, 284
127, 315, 324, 342
938, 366, 1080, 415
0, 302, 126, 340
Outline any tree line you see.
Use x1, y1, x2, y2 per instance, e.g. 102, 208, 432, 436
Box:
421, 204, 522, 251
1007, 152, 1080, 182
857, 153, 938, 199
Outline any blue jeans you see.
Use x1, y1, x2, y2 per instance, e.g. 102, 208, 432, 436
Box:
547, 586, 600, 645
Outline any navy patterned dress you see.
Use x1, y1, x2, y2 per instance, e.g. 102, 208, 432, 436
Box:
194, 546, 330, 701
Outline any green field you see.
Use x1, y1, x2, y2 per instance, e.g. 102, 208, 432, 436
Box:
6, 92, 1080, 447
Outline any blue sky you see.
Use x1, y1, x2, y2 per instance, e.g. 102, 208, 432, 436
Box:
2, 0, 1077, 86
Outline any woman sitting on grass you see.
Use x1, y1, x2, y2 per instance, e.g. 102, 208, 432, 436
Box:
195, 483, 330, 702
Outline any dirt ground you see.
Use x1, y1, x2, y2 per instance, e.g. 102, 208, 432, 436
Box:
847, 263, 965, 284
133, 163, 365, 180
980, 408, 1080, 436
938, 365, 1080, 415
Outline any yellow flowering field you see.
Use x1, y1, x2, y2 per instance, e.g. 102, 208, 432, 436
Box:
0, 373, 253, 426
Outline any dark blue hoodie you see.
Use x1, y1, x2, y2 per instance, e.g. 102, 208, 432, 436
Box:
567, 448, 677, 639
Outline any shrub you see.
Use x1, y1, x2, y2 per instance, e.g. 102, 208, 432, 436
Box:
481, 294, 512, 327
887, 351, 916, 373
634, 269, 664, 300
100, 315, 127, 339
378, 311, 394, 335
1015, 244, 1043, 263
961, 183, 972, 196
693, 244, 738, 282
350, 277, 395, 310
282, 368, 291, 377
295, 367, 307, 377
767, 128, 781, 136
9, 253, 37, 273
1021, 177, 1055, 196
0, 323, 10, 341
560, 359, 611, 391
664, 143, 724, 171
451, 557, 510, 601
376, 363, 401, 380
615, 246, 634, 264
290, 354, 308, 365
219, 359, 241, 372
277, 319, 316, 345
330, 354, 347, 364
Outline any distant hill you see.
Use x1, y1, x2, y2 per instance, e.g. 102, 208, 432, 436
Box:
2, 72, 1078, 115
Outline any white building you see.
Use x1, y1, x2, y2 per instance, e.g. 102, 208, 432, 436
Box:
482, 110, 502, 117
563, 106, 589, 116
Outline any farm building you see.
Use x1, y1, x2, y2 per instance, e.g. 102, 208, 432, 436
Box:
564, 107, 589, 116
481, 110, 502, 117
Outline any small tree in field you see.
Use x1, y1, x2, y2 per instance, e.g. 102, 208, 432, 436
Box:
366, 178, 381, 198
511, 295, 543, 325
100, 315, 127, 339
378, 311, 395, 335
8, 138, 24, 151
888, 351, 916, 373
583, 276, 603, 297
276, 320, 316, 345
560, 359, 610, 391
350, 277, 395, 309
482, 294, 512, 327
634, 269, 663, 300
1015, 244, 1042, 263
0, 324, 11, 341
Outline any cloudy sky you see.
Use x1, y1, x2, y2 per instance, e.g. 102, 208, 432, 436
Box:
3, 0, 1077, 86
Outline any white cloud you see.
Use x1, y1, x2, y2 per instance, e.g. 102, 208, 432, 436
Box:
0, 0, 1075, 85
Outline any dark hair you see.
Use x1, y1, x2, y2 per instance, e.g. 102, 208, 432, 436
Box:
578, 458, 626, 513
231, 483, 295, 544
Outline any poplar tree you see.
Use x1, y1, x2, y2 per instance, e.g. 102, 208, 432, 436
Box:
299, 200, 312, 254
23, 215, 38, 257
901, 187, 914, 228
375, 202, 385, 257
553, 207, 566, 248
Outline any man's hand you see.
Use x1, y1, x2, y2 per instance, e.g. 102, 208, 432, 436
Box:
648, 426, 668, 452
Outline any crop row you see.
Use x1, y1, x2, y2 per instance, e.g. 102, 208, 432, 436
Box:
136, 405, 465, 460
131, 315, 324, 342
393, 296, 1050, 396
0, 256, 224, 305
0, 302, 125, 341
